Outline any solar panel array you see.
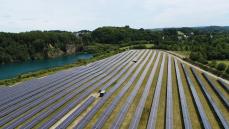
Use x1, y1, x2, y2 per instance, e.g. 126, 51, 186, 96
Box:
56, 96, 96, 129
174, 58, 192, 129
0, 52, 120, 106
165, 55, 173, 129
3, 50, 136, 129
92, 51, 153, 129
217, 79, 229, 93
181, 64, 211, 129
129, 52, 161, 129
191, 68, 229, 129
202, 73, 229, 108
147, 53, 166, 129
38, 51, 139, 129
111, 51, 156, 129
74, 50, 148, 129
0, 49, 228, 129
0, 51, 131, 123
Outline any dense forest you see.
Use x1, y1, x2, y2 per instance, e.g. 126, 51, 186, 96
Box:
0, 31, 85, 64
91, 26, 229, 63
1, 26, 229, 65
155, 27, 229, 63
91, 26, 157, 43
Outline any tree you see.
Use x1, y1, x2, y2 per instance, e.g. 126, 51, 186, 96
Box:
0, 31, 83, 63
190, 52, 207, 64
217, 63, 226, 71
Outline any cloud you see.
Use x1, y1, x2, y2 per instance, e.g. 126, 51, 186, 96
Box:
0, 0, 228, 32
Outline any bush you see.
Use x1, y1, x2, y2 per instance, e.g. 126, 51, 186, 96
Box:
190, 52, 207, 64
209, 60, 217, 68
226, 66, 229, 74
217, 63, 226, 71
184, 58, 229, 80
131, 44, 146, 49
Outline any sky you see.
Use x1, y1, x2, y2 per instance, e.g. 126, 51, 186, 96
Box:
0, 0, 229, 32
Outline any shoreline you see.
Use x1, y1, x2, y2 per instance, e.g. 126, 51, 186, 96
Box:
1, 48, 228, 87
0, 50, 122, 87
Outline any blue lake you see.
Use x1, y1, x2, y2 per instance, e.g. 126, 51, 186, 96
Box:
0, 53, 93, 80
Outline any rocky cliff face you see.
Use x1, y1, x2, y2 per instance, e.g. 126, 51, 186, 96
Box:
46, 43, 82, 58
0, 31, 86, 64
47, 48, 64, 58
65, 44, 77, 55
46, 44, 64, 58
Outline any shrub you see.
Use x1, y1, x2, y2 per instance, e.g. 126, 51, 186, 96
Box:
190, 52, 208, 64
209, 60, 217, 68
226, 66, 229, 74
217, 63, 226, 71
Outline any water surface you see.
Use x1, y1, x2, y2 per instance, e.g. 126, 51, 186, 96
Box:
0, 53, 93, 80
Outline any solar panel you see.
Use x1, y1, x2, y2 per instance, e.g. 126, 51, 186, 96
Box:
147, 53, 166, 129
36, 51, 138, 129
0, 51, 128, 105
0, 52, 131, 118
182, 64, 211, 129
0, 51, 131, 116
191, 68, 229, 129
111, 51, 156, 129
128, 52, 161, 129
217, 79, 229, 93
73, 50, 147, 129
1, 51, 134, 127
202, 73, 229, 108
56, 96, 95, 129
12, 50, 136, 128
165, 55, 173, 129
174, 59, 192, 129
93, 51, 152, 129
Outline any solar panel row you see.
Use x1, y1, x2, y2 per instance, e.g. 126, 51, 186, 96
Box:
202, 73, 229, 108
174, 59, 192, 129
217, 79, 229, 93
92, 51, 153, 129
0, 50, 228, 129
0, 51, 131, 118
181, 64, 212, 129
191, 68, 229, 129
147, 53, 166, 129
111, 51, 156, 129
129, 52, 161, 129
74, 50, 148, 129
0, 50, 128, 103
0, 51, 134, 127
36, 51, 140, 129
165, 55, 173, 129
0, 63, 92, 103
56, 96, 96, 129
1, 50, 135, 128
0, 51, 123, 106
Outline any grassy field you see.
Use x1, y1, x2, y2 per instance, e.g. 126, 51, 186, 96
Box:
0, 49, 228, 129
208, 60, 229, 67
208, 60, 229, 65
172, 51, 191, 58
119, 44, 154, 50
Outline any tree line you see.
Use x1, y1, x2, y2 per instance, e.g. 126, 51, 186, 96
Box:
1, 26, 229, 67
90, 26, 229, 74
0, 31, 84, 64
90, 26, 229, 61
